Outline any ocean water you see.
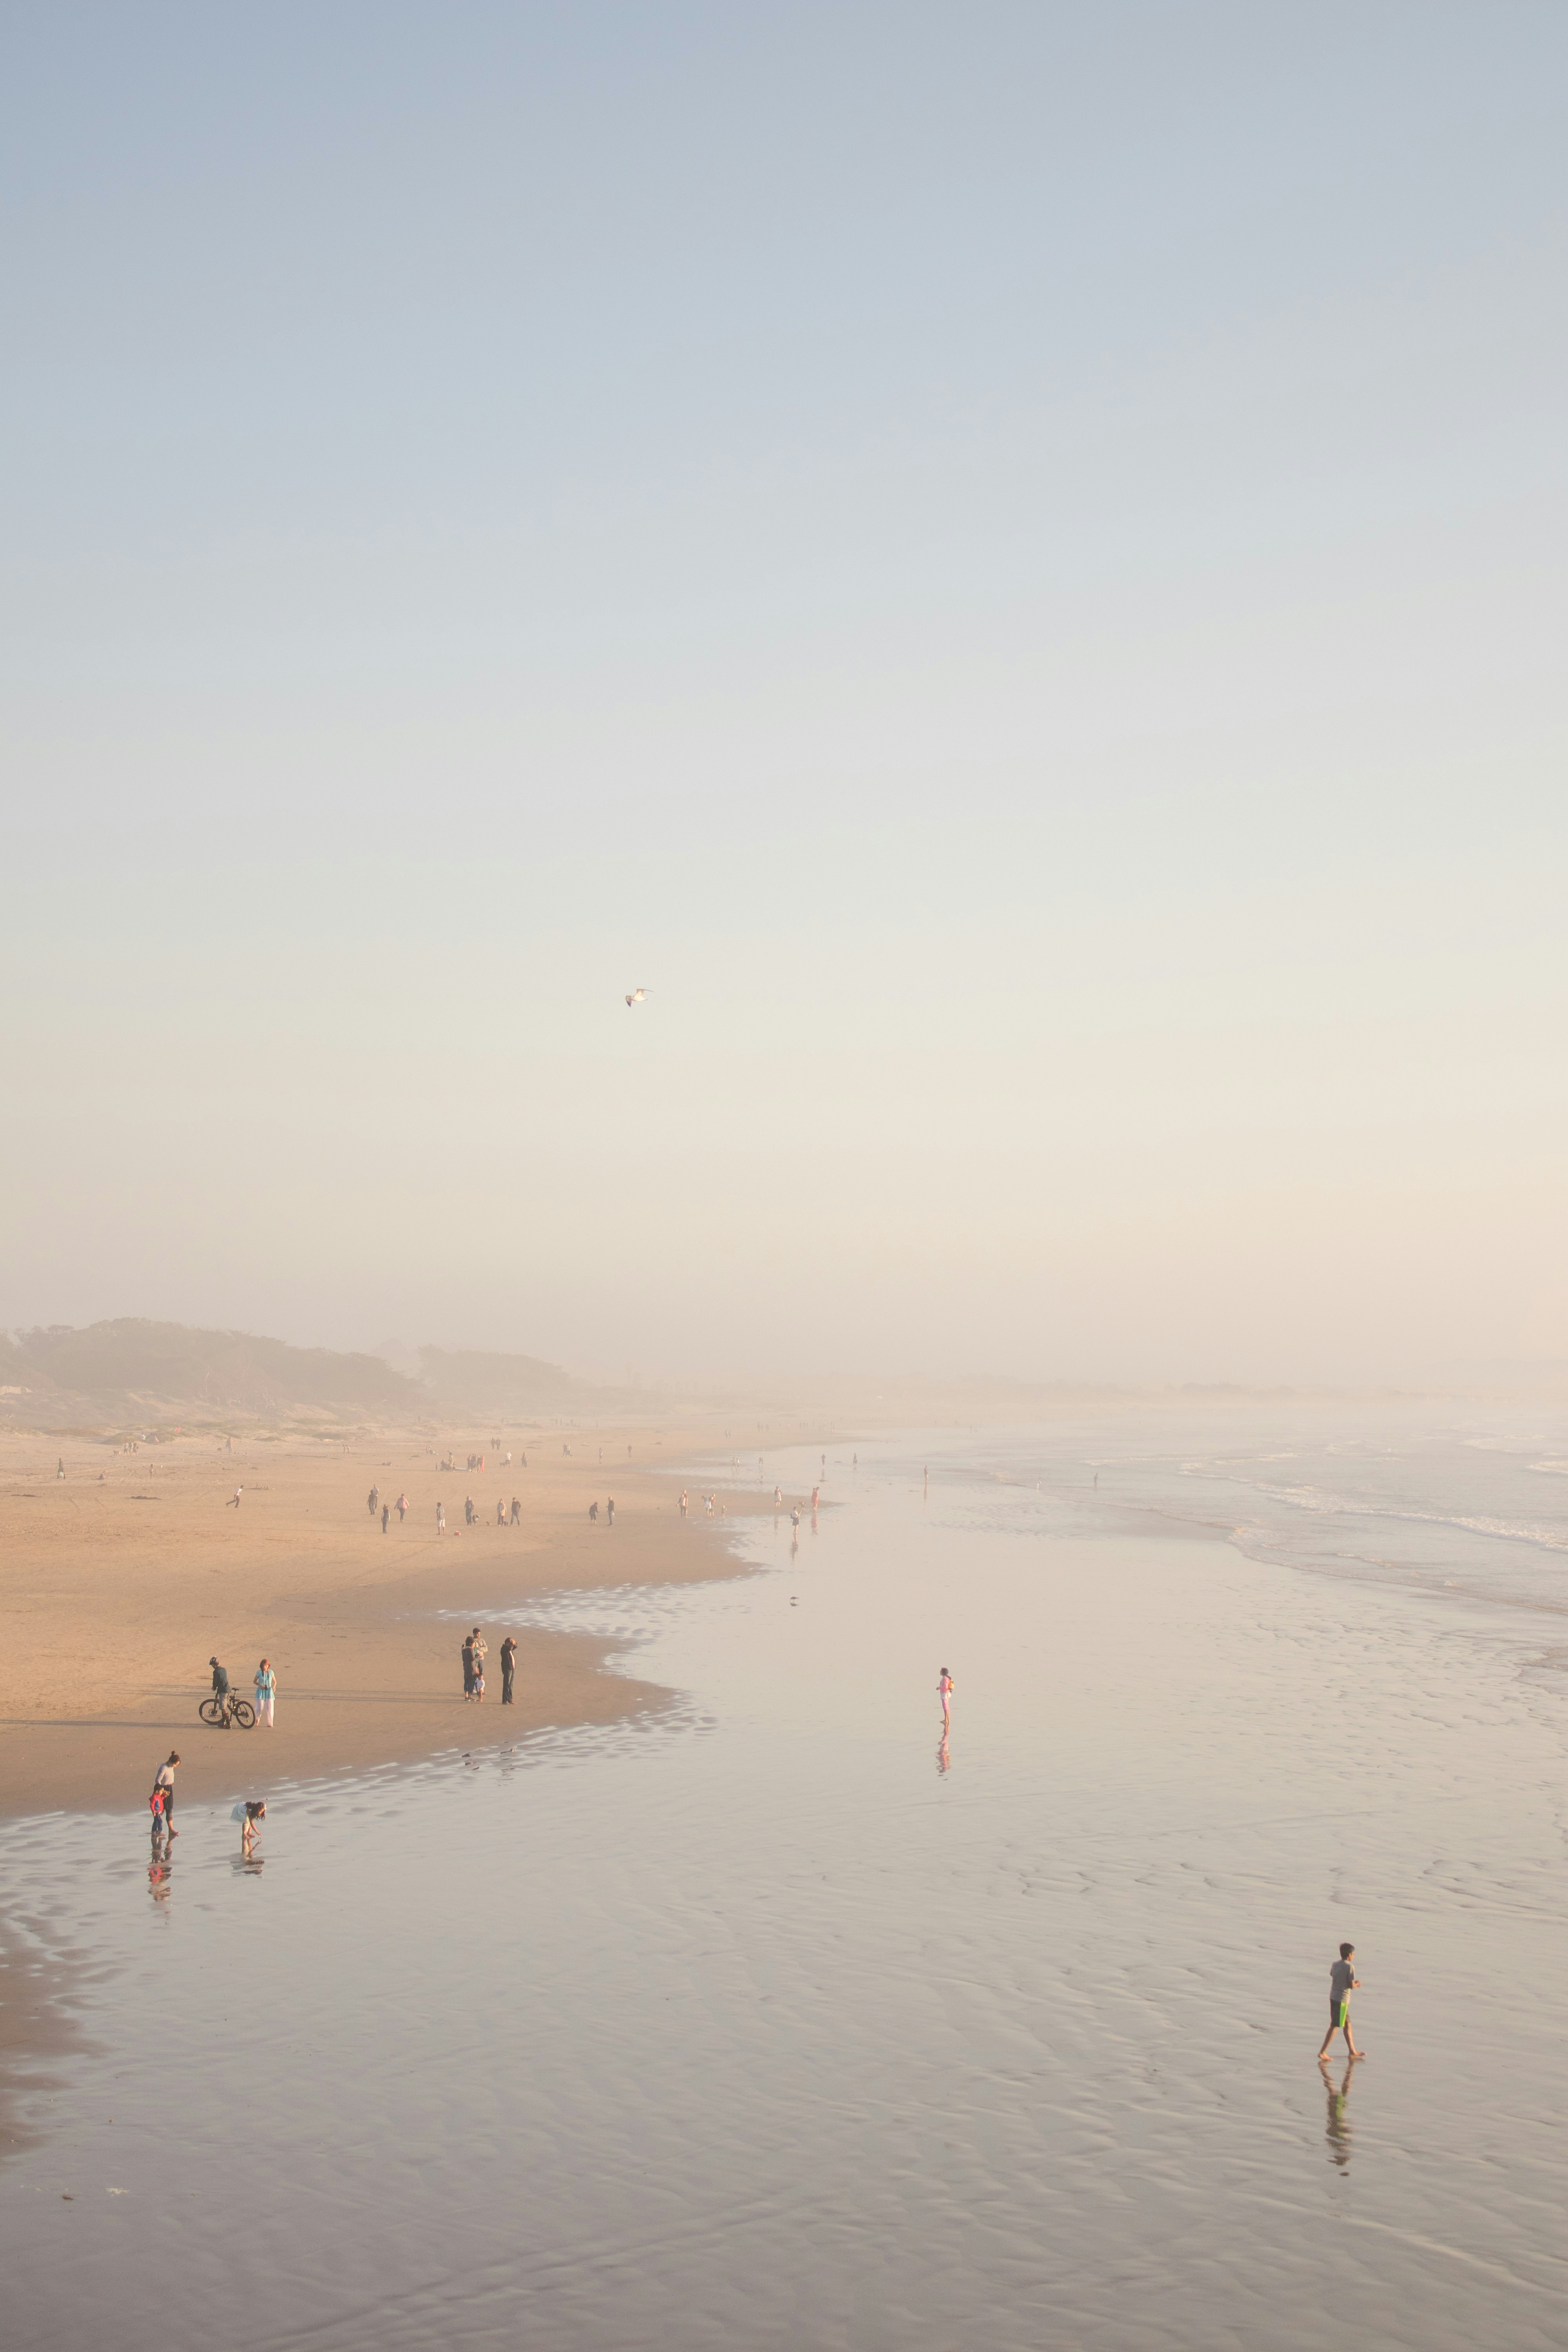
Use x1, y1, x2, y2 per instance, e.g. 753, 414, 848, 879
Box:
3, 1411, 1567, 2350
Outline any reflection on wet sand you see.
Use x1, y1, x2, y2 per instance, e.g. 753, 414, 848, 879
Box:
1322, 2058, 1357, 2170
5, 1424, 1568, 2352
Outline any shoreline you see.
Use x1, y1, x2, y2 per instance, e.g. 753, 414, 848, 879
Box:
0, 1417, 811, 1825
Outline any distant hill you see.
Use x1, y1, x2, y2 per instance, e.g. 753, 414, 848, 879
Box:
0, 1319, 585, 1427
415, 1346, 580, 1414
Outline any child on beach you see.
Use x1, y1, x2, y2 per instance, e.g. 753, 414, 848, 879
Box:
231, 1799, 266, 1862
1318, 1943, 1364, 2060
938, 1668, 954, 1729
151, 1753, 180, 1837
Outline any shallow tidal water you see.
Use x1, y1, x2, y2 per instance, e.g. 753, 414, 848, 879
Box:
3, 1418, 1568, 2350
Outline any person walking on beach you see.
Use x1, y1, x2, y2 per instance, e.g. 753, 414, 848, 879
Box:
1318, 1944, 1365, 2060
396, 1492, 408, 1521
606, 1497, 615, 1526
227, 1486, 242, 1508
589, 1500, 598, 1522
368, 1485, 379, 1517
254, 1657, 276, 1726
938, 1668, 954, 1731
152, 1752, 180, 1836
509, 1495, 521, 1526
500, 1634, 517, 1704
470, 1628, 488, 1700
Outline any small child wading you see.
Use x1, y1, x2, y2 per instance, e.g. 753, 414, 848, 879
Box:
1318, 1942, 1364, 2060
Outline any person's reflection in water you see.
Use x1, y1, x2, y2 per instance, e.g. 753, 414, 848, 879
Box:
936, 1731, 951, 1775
1324, 2058, 1357, 2170
147, 1854, 172, 1904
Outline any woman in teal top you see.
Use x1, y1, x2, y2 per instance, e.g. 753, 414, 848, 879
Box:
254, 1657, 277, 1728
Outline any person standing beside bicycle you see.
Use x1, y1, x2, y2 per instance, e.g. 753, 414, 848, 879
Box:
254, 1657, 277, 1727
210, 1655, 232, 1719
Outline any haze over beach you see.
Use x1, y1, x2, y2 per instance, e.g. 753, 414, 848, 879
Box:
3, 8, 1568, 2349
3, 7, 1565, 1390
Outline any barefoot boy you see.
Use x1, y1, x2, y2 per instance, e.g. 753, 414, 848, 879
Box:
1318, 1942, 1364, 2060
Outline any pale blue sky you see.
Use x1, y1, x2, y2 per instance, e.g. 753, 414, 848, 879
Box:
2, 5, 1564, 1383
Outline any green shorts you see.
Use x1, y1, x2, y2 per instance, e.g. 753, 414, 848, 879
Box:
1330, 2001, 1350, 2030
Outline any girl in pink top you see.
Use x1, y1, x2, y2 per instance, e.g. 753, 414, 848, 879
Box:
938, 1668, 954, 1728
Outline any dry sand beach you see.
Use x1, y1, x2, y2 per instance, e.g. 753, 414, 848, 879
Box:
0, 1419, 806, 1822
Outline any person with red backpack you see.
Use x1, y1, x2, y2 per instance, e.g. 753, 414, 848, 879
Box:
151, 1753, 180, 1838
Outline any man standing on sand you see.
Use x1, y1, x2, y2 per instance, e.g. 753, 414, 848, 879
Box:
437, 1500, 445, 1534
368, 1485, 379, 1517
607, 1497, 615, 1526
461, 1631, 475, 1699
470, 1628, 487, 1699
509, 1495, 521, 1526
500, 1634, 517, 1704
1319, 1944, 1365, 2061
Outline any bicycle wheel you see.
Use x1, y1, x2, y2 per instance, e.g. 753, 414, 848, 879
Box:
199, 1697, 225, 1726
230, 1698, 256, 1730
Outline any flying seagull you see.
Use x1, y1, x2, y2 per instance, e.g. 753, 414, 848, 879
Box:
624, 988, 650, 1006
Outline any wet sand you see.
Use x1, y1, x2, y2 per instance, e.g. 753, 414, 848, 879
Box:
5, 1423, 1567, 2348
0, 1421, 799, 1822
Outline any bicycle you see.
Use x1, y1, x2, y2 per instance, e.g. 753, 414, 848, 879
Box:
199, 1692, 256, 1730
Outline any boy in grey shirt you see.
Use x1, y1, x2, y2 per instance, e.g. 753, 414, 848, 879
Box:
1318, 1942, 1364, 2060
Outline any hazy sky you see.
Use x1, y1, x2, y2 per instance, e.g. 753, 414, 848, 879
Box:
2, 4, 1564, 1385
